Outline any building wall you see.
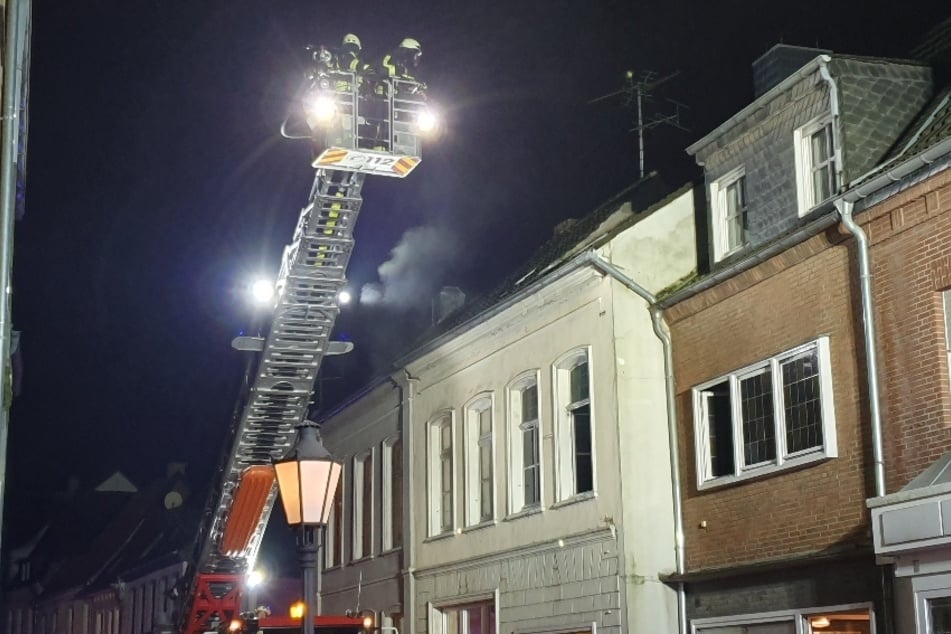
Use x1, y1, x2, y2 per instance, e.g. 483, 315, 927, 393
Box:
321, 381, 405, 621
665, 229, 871, 571
862, 166, 951, 493
693, 71, 830, 251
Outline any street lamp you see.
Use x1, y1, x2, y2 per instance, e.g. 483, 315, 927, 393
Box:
274, 421, 342, 634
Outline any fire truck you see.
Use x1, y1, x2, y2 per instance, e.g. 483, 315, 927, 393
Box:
176, 59, 435, 634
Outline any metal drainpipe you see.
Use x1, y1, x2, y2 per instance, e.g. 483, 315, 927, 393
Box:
583, 252, 687, 634
835, 199, 886, 497
391, 371, 418, 634
820, 54, 887, 498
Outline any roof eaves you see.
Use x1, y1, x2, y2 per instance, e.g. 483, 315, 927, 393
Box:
686, 55, 830, 157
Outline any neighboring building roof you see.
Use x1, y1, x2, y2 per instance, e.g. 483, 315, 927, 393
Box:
414, 172, 677, 342
903, 451, 951, 490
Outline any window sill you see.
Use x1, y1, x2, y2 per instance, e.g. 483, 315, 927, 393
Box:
551, 491, 596, 509
323, 564, 343, 572
424, 531, 456, 544
379, 546, 402, 556
348, 555, 374, 564
462, 519, 498, 533
504, 505, 544, 522
697, 450, 832, 491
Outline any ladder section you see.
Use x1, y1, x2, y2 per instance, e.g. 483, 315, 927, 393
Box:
194, 169, 366, 577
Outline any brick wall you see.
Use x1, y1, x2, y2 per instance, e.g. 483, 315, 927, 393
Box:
862, 166, 951, 493
666, 230, 870, 571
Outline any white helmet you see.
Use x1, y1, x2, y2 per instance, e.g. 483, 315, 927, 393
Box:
399, 38, 421, 52
343, 33, 361, 49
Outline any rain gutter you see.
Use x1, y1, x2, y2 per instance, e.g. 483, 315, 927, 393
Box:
580, 252, 687, 634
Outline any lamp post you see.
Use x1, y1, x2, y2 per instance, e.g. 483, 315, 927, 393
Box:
274, 421, 342, 634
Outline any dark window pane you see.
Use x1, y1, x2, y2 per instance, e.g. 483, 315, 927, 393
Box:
741, 370, 776, 465
391, 439, 403, 548
522, 384, 538, 421
573, 404, 593, 493
705, 381, 734, 477
570, 360, 589, 403
782, 349, 823, 453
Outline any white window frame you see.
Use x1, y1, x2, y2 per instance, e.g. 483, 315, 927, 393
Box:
507, 371, 543, 515
324, 475, 343, 568
462, 394, 495, 527
710, 165, 748, 262
943, 290, 951, 388
381, 436, 403, 551
692, 336, 837, 489
553, 347, 595, 502
794, 114, 839, 216
691, 603, 874, 634
427, 411, 456, 536
429, 596, 497, 634
351, 450, 373, 560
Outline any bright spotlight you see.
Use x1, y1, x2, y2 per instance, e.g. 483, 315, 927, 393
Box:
250, 279, 274, 304
246, 569, 265, 588
416, 107, 439, 134
304, 91, 336, 122
338, 289, 352, 305
289, 602, 305, 619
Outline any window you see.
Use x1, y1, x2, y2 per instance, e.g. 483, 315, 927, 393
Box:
464, 395, 494, 526
352, 452, 373, 559
432, 600, 496, 634
694, 605, 871, 634
554, 349, 594, 501
428, 413, 455, 535
693, 337, 837, 488
710, 167, 748, 261
508, 373, 542, 514
795, 116, 838, 215
325, 485, 342, 567
382, 437, 403, 550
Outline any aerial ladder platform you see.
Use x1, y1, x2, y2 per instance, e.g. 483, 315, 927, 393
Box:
178, 70, 434, 634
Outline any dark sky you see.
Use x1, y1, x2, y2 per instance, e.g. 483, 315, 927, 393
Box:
6, 0, 948, 540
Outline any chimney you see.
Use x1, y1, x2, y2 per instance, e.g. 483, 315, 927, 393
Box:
434, 286, 465, 324
752, 44, 832, 98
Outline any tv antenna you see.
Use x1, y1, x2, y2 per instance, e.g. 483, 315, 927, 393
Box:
589, 69, 689, 179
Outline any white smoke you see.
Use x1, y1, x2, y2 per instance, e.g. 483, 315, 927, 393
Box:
360, 225, 458, 309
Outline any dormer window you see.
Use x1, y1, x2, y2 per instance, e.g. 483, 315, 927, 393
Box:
795, 115, 838, 215
710, 167, 748, 262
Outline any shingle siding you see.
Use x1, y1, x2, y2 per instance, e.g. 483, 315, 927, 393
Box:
833, 58, 933, 182
695, 72, 830, 259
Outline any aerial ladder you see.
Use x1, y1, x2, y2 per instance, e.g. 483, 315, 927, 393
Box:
177, 62, 434, 634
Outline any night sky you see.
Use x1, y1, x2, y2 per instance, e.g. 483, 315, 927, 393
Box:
6, 1, 948, 543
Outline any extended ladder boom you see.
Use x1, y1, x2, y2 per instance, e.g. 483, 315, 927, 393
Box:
179, 73, 431, 634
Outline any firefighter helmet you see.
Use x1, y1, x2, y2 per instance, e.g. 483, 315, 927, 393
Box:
399, 38, 421, 52
342, 33, 362, 49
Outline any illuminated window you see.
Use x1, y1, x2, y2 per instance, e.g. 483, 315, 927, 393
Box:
324, 485, 343, 568
428, 413, 455, 535
693, 337, 837, 488
433, 600, 496, 634
508, 373, 542, 514
710, 166, 748, 261
382, 436, 403, 550
795, 115, 838, 215
554, 349, 594, 501
464, 395, 495, 526
352, 451, 373, 559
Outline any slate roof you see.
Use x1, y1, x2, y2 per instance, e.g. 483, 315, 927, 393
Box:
890, 87, 951, 160
10, 472, 197, 599
399, 172, 681, 359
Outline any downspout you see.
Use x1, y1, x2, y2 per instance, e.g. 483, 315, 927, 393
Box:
835, 199, 885, 497
819, 57, 886, 498
582, 252, 687, 634
390, 370, 418, 634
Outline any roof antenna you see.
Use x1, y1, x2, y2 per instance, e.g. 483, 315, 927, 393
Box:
589, 69, 689, 179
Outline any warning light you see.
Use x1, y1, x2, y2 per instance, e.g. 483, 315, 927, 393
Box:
289, 602, 305, 619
